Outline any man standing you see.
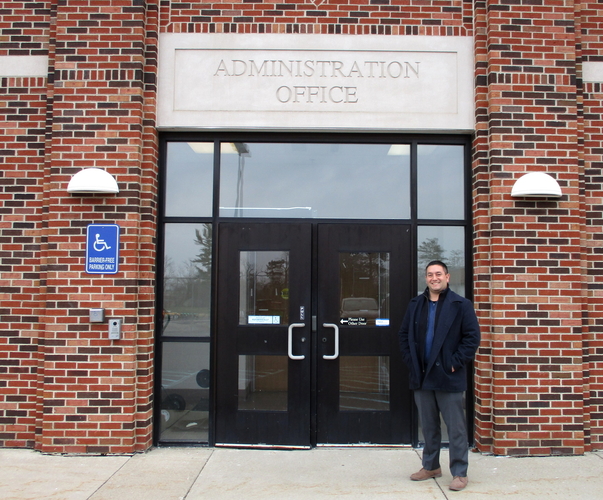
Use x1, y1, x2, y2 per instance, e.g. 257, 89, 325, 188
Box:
398, 260, 480, 491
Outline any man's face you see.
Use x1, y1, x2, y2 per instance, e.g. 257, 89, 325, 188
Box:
425, 264, 450, 296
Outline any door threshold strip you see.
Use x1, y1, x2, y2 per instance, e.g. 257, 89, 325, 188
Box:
317, 443, 413, 448
216, 443, 312, 450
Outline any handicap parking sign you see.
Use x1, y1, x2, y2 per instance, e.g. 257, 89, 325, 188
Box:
86, 224, 119, 274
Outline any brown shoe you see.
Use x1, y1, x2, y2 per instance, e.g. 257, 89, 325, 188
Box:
410, 467, 442, 481
449, 476, 468, 491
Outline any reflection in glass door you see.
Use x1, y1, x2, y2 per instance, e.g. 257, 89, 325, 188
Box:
158, 223, 212, 443
238, 250, 290, 412
338, 252, 391, 412
339, 356, 390, 411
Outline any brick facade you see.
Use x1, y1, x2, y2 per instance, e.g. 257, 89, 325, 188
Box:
1, 1, 602, 455
1, 0, 159, 453
472, 0, 603, 455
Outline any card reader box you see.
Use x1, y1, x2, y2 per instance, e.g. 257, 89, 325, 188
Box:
108, 319, 122, 340
90, 308, 105, 323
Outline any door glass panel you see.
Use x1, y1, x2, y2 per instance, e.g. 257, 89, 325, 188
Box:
238, 355, 288, 411
220, 143, 410, 219
162, 223, 212, 337
240, 251, 289, 325
417, 226, 466, 296
417, 144, 465, 220
159, 342, 210, 442
165, 142, 214, 217
339, 356, 390, 411
339, 252, 390, 327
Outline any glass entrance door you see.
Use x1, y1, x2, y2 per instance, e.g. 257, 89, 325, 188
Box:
215, 222, 412, 447
316, 224, 412, 444
215, 223, 312, 447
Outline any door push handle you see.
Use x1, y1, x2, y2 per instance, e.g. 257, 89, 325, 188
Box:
288, 323, 306, 360
322, 323, 339, 360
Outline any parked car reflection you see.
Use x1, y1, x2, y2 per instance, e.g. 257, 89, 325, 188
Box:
340, 297, 380, 325
159, 342, 210, 442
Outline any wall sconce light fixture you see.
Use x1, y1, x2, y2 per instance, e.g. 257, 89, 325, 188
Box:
67, 168, 119, 194
511, 172, 562, 198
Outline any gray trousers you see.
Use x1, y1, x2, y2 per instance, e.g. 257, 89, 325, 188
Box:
414, 390, 469, 477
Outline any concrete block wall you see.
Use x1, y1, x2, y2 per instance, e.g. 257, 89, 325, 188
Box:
1, 0, 602, 455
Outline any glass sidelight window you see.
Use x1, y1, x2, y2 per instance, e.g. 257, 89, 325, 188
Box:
417, 226, 466, 296
159, 342, 210, 442
158, 223, 212, 443
416, 144, 467, 298
162, 224, 212, 337
417, 144, 465, 220
164, 142, 214, 217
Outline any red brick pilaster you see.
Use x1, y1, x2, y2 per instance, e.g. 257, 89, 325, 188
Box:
472, 0, 495, 453
35, 0, 158, 454
580, 0, 603, 451
0, 0, 52, 449
135, 0, 159, 452
474, 0, 586, 456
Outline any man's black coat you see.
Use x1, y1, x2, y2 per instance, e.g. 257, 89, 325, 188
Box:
398, 288, 480, 392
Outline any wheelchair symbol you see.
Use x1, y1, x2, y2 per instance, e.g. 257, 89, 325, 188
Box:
93, 233, 111, 252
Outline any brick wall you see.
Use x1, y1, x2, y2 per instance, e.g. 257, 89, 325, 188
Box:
0, 1, 51, 57
583, 79, 603, 450
0, 75, 47, 448
581, 0, 603, 451
472, 0, 603, 455
161, 0, 472, 35
37, 0, 159, 454
1, 0, 159, 453
1, 0, 602, 455
0, 0, 52, 449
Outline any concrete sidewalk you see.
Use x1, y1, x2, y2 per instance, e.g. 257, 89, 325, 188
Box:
1, 447, 602, 500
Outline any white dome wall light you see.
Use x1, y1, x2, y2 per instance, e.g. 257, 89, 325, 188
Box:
511, 172, 562, 198
67, 168, 119, 194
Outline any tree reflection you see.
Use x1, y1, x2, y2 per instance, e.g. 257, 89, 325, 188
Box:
418, 237, 445, 266
162, 225, 212, 335
417, 237, 465, 294
192, 225, 212, 281
241, 252, 289, 323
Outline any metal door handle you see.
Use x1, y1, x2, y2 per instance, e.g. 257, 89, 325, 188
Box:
288, 323, 306, 360
322, 323, 339, 360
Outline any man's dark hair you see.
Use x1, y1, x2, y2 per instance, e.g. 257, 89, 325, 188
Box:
425, 260, 448, 274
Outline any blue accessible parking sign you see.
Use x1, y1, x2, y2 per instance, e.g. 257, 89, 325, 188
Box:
86, 224, 120, 274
